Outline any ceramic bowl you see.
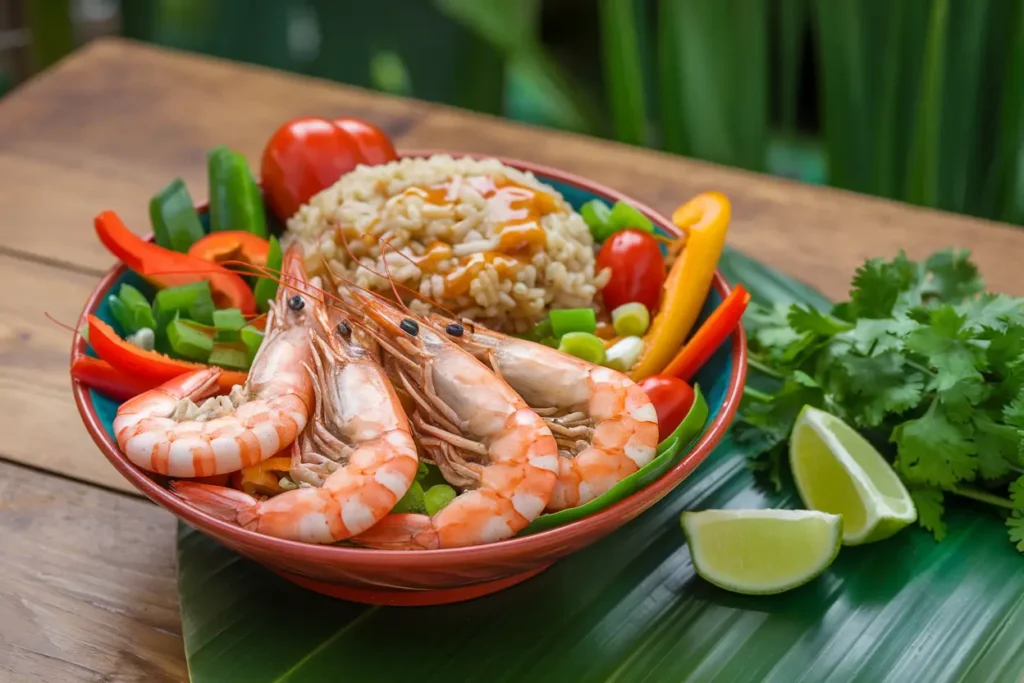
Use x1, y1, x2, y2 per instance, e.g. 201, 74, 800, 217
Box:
72, 152, 747, 606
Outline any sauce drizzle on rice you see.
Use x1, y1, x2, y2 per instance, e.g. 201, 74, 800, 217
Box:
285, 154, 608, 333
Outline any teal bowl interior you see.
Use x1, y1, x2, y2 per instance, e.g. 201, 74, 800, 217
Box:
85, 175, 735, 448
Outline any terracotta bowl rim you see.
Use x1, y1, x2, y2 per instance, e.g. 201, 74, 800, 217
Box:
71, 150, 747, 567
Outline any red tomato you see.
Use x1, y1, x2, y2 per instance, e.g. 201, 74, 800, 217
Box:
637, 375, 696, 442
260, 117, 398, 220
595, 229, 665, 313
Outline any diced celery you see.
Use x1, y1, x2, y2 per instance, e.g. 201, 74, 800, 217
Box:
167, 319, 214, 361
549, 308, 597, 337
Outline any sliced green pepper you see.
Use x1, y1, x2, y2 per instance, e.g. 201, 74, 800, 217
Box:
119, 284, 156, 332
149, 178, 205, 252
392, 481, 426, 514
253, 235, 282, 313
208, 146, 267, 237
208, 343, 250, 370
240, 325, 264, 364
154, 281, 216, 328
608, 200, 654, 235
549, 308, 597, 337
166, 319, 214, 361
581, 199, 612, 241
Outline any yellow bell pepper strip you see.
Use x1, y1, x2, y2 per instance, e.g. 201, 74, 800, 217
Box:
230, 455, 293, 496
628, 192, 730, 381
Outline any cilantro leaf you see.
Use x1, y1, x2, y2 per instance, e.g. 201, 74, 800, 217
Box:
1007, 513, 1024, 552
787, 304, 853, 336
1010, 475, 1024, 509
1002, 389, 1024, 428
921, 248, 984, 302
910, 487, 947, 541
972, 415, 1019, 479
849, 252, 919, 318
960, 293, 1024, 333
838, 352, 925, 427
892, 402, 977, 487
839, 316, 918, 356
904, 306, 986, 391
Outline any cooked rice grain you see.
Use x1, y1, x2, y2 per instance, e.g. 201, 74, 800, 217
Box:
285, 155, 609, 332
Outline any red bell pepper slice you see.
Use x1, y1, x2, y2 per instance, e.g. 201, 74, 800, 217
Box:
87, 315, 247, 392
662, 284, 750, 381
71, 357, 162, 401
187, 231, 270, 269
95, 211, 256, 314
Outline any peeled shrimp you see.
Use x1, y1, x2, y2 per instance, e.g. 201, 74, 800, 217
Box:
170, 302, 420, 543
113, 249, 316, 477
428, 314, 659, 511
334, 287, 559, 550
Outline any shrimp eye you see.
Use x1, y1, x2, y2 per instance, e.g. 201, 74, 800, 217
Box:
400, 318, 419, 336
446, 323, 464, 337
336, 321, 352, 338
288, 295, 305, 311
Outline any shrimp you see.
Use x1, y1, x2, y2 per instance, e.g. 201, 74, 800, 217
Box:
427, 314, 659, 511
170, 301, 420, 543
112, 248, 316, 477
332, 286, 559, 550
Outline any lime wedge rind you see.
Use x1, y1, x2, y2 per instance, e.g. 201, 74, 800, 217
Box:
681, 509, 842, 595
790, 406, 917, 546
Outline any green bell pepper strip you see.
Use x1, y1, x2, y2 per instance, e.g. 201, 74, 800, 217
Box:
154, 281, 216, 328
149, 177, 205, 252
208, 343, 250, 370
167, 319, 214, 361
253, 236, 282, 313
391, 481, 427, 514
518, 385, 709, 536
207, 146, 268, 237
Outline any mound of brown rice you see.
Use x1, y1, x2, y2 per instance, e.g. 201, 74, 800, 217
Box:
284, 154, 609, 332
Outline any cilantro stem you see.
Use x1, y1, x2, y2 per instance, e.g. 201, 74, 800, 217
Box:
743, 387, 774, 403
747, 356, 785, 379
948, 486, 1016, 511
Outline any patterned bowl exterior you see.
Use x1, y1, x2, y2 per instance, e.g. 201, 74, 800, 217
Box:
71, 152, 747, 605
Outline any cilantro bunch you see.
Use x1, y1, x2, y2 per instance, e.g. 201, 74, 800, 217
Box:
736, 249, 1024, 552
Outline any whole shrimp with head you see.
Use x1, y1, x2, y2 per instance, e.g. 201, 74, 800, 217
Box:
428, 313, 659, 511
332, 285, 559, 550
112, 248, 316, 477
171, 276, 420, 544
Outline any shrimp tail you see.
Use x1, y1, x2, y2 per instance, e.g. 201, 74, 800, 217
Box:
170, 481, 259, 529
351, 514, 439, 550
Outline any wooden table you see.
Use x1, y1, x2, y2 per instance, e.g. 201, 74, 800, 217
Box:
3, 37, 1023, 682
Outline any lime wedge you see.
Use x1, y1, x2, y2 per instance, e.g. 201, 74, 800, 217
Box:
789, 405, 917, 545
681, 509, 841, 595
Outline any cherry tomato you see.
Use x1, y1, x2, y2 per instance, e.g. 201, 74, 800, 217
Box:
260, 117, 398, 220
595, 229, 665, 313
637, 375, 696, 442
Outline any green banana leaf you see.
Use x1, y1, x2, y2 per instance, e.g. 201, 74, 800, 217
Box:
178, 250, 1024, 682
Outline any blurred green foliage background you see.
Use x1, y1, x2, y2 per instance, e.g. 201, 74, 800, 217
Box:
7, 0, 1024, 225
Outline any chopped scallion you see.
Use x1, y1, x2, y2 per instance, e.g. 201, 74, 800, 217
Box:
550, 308, 597, 337
558, 331, 606, 365
611, 302, 651, 337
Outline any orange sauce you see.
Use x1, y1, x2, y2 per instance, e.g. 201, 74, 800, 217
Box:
395, 175, 561, 298
443, 253, 522, 297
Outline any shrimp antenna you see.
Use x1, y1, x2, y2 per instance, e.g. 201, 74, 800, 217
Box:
332, 220, 459, 319
45, 311, 79, 335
